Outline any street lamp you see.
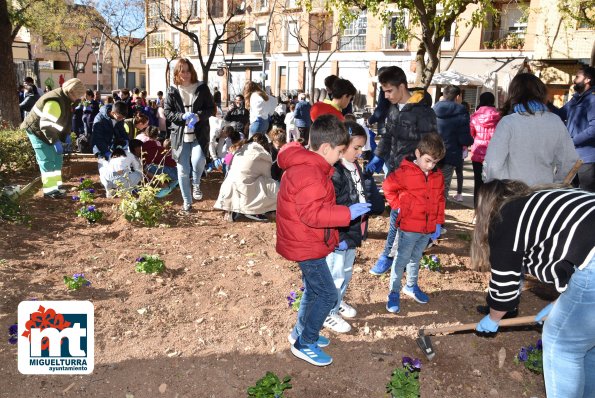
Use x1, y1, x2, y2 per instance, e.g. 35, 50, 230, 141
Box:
91, 30, 106, 92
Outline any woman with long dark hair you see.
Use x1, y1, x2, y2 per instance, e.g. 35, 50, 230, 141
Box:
472, 179, 595, 398
483, 73, 578, 186
164, 58, 215, 212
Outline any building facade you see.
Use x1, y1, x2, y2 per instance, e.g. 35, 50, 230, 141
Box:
145, 0, 594, 108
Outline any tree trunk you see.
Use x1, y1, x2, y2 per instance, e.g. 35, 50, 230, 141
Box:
124, 68, 129, 88
591, 40, 595, 67
309, 71, 316, 104
202, 66, 208, 84
0, 0, 21, 127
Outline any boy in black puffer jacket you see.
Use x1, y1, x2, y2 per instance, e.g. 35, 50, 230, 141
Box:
322, 121, 385, 334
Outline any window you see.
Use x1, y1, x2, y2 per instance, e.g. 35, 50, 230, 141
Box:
92, 63, 103, 73
140, 54, 146, 64
148, 32, 165, 57
190, 0, 199, 18
286, 21, 299, 51
576, 3, 594, 29
309, 14, 333, 51
339, 10, 366, 51
384, 13, 408, 49
436, 5, 456, 50
255, 0, 268, 10
208, 0, 223, 17
286, 0, 298, 8
147, 1, 160, 29
172, 0, 180, 19
172, 32, 180, 52
188, 30, 199, 55
251, 23, 267, 52
227, 23, 245, 54
140, 73, 146, 90
208, 24, 223, 49
75, 62, 85, 73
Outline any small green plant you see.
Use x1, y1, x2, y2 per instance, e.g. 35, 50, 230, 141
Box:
247, 371, 292, 398
420, 255, 440, 272
118, 174, 171, 227
0, 129, 36, 183
456, 232, 471, 242
286, 287, 304, 311
387, 356, 422, 398
514, 339, 543, 374
64, 273, 92, 290
72, 188, 95, 205
76, 205, 104, 223
135, 254, 166, 274
78, 178, 94, 190
0, 191, 29, 224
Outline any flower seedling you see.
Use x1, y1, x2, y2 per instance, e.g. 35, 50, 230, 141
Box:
514, 339, 543, 374
78, 178, 94, 190
420, 255, 440, 272
64, 273, 92, 290
135, 255, 165, 274
73, 189, 95, 205
286, 287, 304, 311
76, 205, 103, 223
8, 323, 18, 344
387, 356, 422, 398
247, 371, 292, 398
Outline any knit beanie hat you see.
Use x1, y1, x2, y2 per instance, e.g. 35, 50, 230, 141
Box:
62, 78, 85, 99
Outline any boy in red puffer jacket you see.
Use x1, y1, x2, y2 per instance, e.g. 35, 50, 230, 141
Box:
276, 114, 371, 367
383, 133, 446, 314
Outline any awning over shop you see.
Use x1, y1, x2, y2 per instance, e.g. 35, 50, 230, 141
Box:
530, 59, 583, 86
438, 56, 527, 91
431, 70, 484, 86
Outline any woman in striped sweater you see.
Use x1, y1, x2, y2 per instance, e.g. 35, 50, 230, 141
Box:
471, 179, 595, 398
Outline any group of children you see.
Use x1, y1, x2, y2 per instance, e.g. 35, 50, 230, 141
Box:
276, 115, 447, 366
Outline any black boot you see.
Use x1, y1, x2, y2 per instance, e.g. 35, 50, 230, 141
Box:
476, 305, 519, 319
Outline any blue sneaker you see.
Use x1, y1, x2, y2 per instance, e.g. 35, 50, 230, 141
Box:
402, 284, 429, 304
386, 292, 400, 313
287, 334, 330, 348
291, 340, 333, 366
370, 255, 393, 275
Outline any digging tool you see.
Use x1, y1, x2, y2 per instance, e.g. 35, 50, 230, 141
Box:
416, 315, 544, 361
563, 159, 583, 186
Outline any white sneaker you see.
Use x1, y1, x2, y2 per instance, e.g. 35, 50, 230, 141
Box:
192, 184, 203, 200
454, 193, 464, 202
323, 313, 351, 333
338, 301, 357, 318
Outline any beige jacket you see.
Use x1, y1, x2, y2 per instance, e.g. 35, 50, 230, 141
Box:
214, 142, 278, 214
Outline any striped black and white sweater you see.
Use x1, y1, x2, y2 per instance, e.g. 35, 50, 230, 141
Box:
487, 188, 595, 312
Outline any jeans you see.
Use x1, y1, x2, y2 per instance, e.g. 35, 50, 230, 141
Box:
577, 162, 595, 192
381, 208, 399, 258
291, 257, 337, 345
146, 164, 178, 185
542, 254, 595, 398
249, 117, 269, 137
325, 248, 356, 315
455, 163, 463, 194
177, 140, 206, 206
472, 161, 483, 208
440, 163, 455, 199
297, 127, 310, 144
389, 230, 431, 293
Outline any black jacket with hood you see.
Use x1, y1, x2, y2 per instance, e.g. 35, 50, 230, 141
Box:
375, 90, 437, 173
164, 83, 216, 161
433, 100, 473, 167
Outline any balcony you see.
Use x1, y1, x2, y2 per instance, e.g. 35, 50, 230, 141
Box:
227, 41, 245, 54
481, 29, 526, 50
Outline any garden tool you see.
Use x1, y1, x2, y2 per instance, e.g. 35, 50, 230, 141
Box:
416, 315, 544, 361
563, 159, 583, 186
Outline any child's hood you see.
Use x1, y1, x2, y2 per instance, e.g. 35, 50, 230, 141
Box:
472, 106, 502, 127
278, 142, 331, 173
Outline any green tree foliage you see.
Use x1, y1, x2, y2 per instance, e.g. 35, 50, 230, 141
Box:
301, 0, 496, 88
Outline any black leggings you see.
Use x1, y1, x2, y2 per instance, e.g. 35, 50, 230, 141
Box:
472, 161, 483, 209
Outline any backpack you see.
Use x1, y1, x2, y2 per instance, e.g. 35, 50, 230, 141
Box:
76, 132, 93, 154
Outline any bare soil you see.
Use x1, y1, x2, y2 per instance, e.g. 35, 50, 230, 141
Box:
0, 158, 549, 398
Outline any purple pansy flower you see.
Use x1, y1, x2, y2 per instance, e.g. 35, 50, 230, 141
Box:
8, 336, 17, 344
72, 195, 80, 201
80, 178, 85, 182
536, 339, 542, 350
87, 205, 96, 212
136, 257, 145, 262
8, 324, 17, 335
430, 255, 439, 263
518, 347, 528, 362
87, 188, 95, 194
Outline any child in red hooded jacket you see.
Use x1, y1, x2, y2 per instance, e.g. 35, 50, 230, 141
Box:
276, 115, 371, 367
382, 133, 446, 314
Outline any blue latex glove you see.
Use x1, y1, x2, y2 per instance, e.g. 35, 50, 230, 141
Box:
430, 224, 442, 241
187, 114, 198, 129
349, 203, 372, 220
476, 315, 499, 333
182, 112, 194, 121
104, 151, 111, 160
336, 240, 348, 251
54, 141, 63, 155
65, 134, 72, 145
535, 302, 553, 324
366, 155, 384, 174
